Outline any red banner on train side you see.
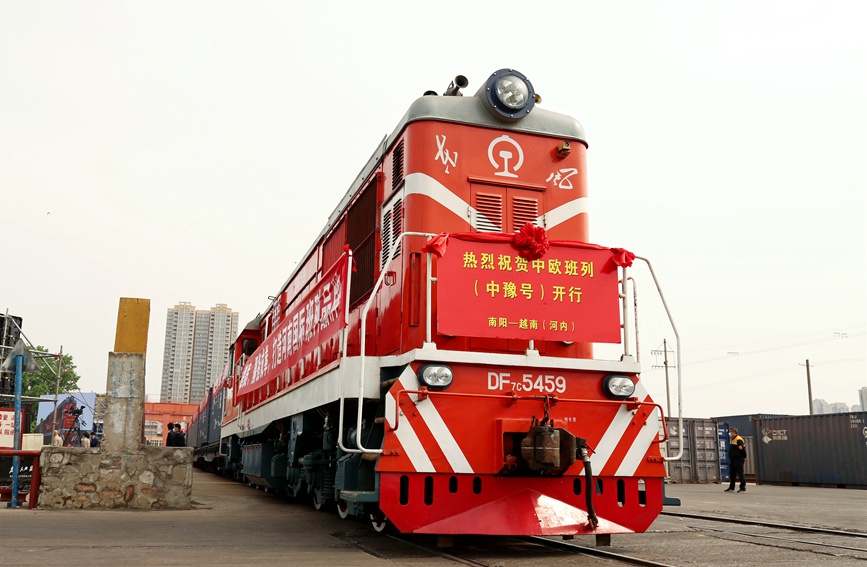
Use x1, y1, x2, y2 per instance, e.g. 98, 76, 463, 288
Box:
436, 235, 622, 343
237, 254, 350, 396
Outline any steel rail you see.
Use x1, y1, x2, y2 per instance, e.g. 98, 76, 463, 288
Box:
382, 534, 492, 567
693, 525, 867, 554
522, 536, 678, 567
660, 511, 867, 538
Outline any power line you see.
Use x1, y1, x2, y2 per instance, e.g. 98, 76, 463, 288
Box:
676, 324, 866, 356
684, 366, 793, 392
678, 331, 866, 366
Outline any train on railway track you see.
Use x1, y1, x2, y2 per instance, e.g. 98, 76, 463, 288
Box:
187, 67, 682, 536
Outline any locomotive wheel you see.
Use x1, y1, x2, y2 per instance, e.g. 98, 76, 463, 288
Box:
369, 510, 390, 533
336, 500, 350, 520
311, 490, 327, 511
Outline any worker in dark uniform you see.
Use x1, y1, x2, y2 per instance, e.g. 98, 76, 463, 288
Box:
724, 426, 747, 493
166, 422, 177, 447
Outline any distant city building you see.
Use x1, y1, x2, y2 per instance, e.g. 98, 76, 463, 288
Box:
852, 404, 863, 413
859, 387, 867, 412
812, 399, 830, 414
813, 398, 860, 414
160, 302, 238, 404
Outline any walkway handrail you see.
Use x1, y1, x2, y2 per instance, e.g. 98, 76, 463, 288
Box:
633, 256, 683, 462
337, 232, 436, 455
0, 449, 42, 509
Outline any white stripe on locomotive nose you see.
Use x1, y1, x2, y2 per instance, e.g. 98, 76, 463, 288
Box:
591, 381, 652, 473
403, 172, 589, 230
589, 404, 633, 472
613, 380, 659, 476
385, 377, 435, 472
404, 173, 471, 226
397, 368, 474, 474
540, 197, 589, 229
615, 411, 660, 477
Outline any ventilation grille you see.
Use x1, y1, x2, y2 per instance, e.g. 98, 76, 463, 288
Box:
392, 140, 405, 190
381, 198, 403, 268
512, 197, 539, 231
475, 193, 503, 233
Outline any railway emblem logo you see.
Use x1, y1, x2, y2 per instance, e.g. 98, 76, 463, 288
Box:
488, 135, 523, 178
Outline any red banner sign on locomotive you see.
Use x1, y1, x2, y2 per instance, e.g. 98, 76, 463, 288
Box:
435, 233, 623, 343
236, 252, 350, 397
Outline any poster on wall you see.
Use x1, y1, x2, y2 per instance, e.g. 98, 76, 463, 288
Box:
0, 408, 26, 448
34, 392, 96, 447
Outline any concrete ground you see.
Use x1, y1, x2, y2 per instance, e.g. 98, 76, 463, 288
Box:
1, 472, 864, 566
1, 470, 402, 567
659, 480, 867, 531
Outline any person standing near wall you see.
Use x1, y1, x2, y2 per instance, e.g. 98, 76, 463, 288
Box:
165, 422, 177, 447
173, 423, 185, 447
725, 426, 747, 493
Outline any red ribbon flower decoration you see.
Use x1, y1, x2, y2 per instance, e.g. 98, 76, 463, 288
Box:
511, 222, 550, 260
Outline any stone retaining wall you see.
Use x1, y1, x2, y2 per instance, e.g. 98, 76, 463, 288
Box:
38, 446, 193, 509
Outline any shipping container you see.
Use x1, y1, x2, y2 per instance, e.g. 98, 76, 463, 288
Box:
666, 418, 721, 483
715, 414, 786, 482
754, 412, 867, 488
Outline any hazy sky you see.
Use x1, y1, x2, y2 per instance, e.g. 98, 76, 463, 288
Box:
2, 2, 865, 419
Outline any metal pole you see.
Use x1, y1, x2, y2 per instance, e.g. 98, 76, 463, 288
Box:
9, 355, 23, 508
1, 310, 9, 363
805, 359, 813, 415
663, 339, 672, 420
51, 346, 63, 431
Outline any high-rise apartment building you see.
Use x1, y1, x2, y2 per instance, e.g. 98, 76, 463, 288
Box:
812, 398, 830, 414
859, 387, 867, 412
160, 302, 238, 404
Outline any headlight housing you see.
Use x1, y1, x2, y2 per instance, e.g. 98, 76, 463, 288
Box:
418, 364, 454, 389
482, 69, 536, 122
602, 374, 636, 399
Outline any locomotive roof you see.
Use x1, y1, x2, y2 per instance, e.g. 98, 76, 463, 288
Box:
326, 91, 588, 238
396, 93, 587, 144
258, 90, 588, 322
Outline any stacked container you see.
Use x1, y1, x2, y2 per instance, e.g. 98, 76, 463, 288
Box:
754, 413, 867, 488
666, 418, 721, 483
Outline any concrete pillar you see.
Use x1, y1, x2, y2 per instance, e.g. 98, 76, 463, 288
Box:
103, 352, 146, 452
103, 298, 150, 453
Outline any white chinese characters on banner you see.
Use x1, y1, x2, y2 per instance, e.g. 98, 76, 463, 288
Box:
237, 254, 349, 396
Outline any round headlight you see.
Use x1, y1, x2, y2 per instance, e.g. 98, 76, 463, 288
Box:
602, 374, 636, 399
418, 364, 454, 389
482, 68, 536, 122
495, 75, 530, 109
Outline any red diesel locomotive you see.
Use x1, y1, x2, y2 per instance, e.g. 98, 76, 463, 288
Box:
187, 68, 681, 536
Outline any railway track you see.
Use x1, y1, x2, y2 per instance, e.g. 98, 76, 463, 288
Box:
335, 510, 867, 567
334, 504, 867, 567
335, 527, 681, 567
661, 510, 867, 562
